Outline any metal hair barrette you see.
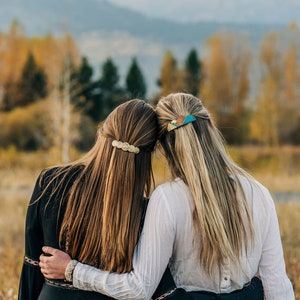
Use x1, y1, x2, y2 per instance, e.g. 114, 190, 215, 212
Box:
167, 115, 196, 132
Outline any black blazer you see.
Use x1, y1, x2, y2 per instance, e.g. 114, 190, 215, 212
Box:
18, 166, 115, 300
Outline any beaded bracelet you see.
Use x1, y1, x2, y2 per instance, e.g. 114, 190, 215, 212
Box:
65, 259, 78, 282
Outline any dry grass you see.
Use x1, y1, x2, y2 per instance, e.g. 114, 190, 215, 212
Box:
229, 145, 300, 192
276, 202, 300, 299
0, 193, 27, 300
1, 147, 300, 299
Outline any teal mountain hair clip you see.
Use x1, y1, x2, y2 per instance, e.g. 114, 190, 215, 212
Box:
167, 115, 196, 132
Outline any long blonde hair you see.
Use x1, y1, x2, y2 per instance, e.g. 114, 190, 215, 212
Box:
41, 99, 158, 273
156, 93, 254, 275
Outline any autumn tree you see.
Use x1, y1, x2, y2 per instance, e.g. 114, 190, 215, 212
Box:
250, 26, 300, 145
45, 36, 81, 163
250, 77, 279, 146
0, 32, 5, 109
0, 23, 83, 155
158, 50, 179, 96
0, 100, 51, 150
201, 32, 252, 143
280, 24, 300, 144
0, 21, 28, 111
1, 21, 27, 82
125, 57, 146, 99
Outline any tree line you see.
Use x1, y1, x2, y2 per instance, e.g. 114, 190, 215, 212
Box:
0, 21, 300, 160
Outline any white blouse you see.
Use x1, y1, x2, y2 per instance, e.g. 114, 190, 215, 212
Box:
73, 176, 295, 300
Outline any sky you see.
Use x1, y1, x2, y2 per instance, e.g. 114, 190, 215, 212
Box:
108, 0, 300, 25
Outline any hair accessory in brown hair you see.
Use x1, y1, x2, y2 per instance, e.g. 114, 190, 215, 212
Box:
112, 140, 140, 154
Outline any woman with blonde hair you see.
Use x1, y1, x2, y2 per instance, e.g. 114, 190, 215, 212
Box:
18, 99, 158, 299
40, 93, 294, 299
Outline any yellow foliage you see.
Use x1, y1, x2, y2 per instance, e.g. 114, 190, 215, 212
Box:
159, 50, 178, 97
0, 100, 52, 150
0, 22, 80, 93
250, 77, 279, 145
251, 28, 300, 145
200, 32, 251, 143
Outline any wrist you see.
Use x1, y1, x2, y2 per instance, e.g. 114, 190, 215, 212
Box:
64, 259, 78, 282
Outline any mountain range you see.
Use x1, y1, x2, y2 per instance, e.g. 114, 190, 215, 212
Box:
0, 0, 286, 95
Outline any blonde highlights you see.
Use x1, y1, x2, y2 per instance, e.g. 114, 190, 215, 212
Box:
54, 99, 158, 273
156, 93, 254, 275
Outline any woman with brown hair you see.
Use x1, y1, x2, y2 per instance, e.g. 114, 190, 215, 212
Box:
18, 99, 158, 299
39, 93, 294, 299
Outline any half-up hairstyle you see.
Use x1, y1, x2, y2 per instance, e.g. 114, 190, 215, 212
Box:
156, 93, 254, 276
56, 99, 158, 273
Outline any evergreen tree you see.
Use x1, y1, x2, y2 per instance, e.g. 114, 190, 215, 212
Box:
185, 48, 201, 96
16, 52, 47, 107
72, 56, 96, 117
77, 56, 93, 86
100, 57, 119, 91
125, 57, 146, 99
2, 81, 18, 111
98, 57, 125, 119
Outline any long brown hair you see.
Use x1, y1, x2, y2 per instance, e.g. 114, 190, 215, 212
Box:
156, 93, 254, 276
49, 99, 158, 273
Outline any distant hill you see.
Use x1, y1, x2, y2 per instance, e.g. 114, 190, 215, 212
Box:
0, 0, 284, 44
0, 0, 286, 95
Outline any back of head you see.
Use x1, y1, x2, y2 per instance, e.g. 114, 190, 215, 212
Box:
61, 99, 158, 273
102, 99, 158, 154
156, 93, 254, 276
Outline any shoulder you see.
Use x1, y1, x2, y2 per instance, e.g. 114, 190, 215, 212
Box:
237, 174, 276, 220
237, 174, 273, 202
152, 178, 189, 199
150, 178, 193, 216
38, 165, 83, 189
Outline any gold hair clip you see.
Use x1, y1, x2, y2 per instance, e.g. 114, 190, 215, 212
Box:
167, 115, 196, 132
112, 140, 140, 154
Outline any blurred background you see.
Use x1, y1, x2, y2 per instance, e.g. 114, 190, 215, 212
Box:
0, 0, 300, 299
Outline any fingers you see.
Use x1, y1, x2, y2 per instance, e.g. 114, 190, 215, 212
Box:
42, 246, 57, 255
39, 257, 63, 279
39, 254, 51, 278
39, 248, 69, 280
39, 253, 51, 265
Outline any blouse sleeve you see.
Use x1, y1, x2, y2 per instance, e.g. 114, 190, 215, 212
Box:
258, 188, 295, 300
73, 186, 176, 300
18, 172, 45, 300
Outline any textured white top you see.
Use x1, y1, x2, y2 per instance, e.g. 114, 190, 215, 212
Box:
73, 176, 295, 300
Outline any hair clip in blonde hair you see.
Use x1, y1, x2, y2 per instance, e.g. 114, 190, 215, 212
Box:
112, 140, 140, 154
167, 115, 196, 132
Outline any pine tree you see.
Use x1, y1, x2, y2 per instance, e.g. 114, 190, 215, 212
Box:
72, 56, 95, 114
98, 57, 125, 119
184, 48, 201, 96
125, 57, 146, 99
16, 52, 47, 107
77, 56, 93, 86
100, 57, 119, 91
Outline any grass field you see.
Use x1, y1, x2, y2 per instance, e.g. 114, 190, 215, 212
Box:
1, 146, 300, 299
